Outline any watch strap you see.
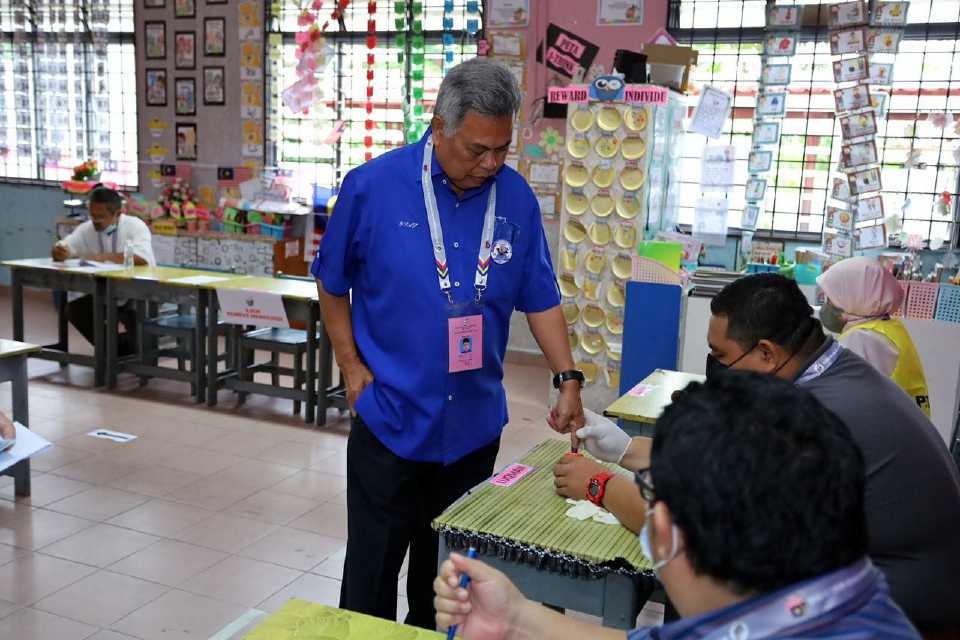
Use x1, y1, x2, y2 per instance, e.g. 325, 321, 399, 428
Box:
587, 471, 615, 507
554, 369, 585, 389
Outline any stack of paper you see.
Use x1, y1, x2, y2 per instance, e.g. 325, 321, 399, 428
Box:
0, 423, 52, 474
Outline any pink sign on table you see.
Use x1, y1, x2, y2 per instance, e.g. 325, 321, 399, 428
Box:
490, 463, 535, 487
628, 383, 657, 398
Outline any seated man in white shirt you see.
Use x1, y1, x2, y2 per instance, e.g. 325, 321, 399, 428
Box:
51, 186, 156, 356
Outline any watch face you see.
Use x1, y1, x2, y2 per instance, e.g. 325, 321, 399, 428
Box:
588, 480, 599, 496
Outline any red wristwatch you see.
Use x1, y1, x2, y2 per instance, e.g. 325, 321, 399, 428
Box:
586, 472, 615, 507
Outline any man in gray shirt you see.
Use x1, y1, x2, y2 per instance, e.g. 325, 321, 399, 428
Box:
706, 274, 960, 634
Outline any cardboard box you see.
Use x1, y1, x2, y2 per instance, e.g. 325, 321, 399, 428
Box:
643, 44, 699, 93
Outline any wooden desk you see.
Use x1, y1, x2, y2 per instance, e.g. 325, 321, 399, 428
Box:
2, 258, 108, 386
210, 276, 344, 424
433, 440, 654, 629
0, 339, 41, 496
605, 369, 705, 437
99, 267, 253, 402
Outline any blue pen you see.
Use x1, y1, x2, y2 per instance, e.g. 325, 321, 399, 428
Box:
447, 547, 478, 640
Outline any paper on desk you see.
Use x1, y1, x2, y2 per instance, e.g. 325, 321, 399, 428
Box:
0, 423, 52, 473
564, 499, 621, 525
168, 275, 233, 285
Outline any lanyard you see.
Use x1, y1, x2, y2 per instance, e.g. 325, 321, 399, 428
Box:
795, 339, 842, 385
97, 225, 118, 254
421, 135, 497, 304
700, 559, 876, 640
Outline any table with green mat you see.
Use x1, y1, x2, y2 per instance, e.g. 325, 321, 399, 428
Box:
432, 439, 655, 630
237, 600, 443, 639
605, 369, 705, 437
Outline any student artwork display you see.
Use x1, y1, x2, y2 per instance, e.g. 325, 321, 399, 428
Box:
145, 21, 166, 59
145, 69, 168, 106
174, 31, 196, 69
203, 66, 225, 105
560, 97, 653, 397
823, 0, 907, 258
175, 77, 196, 115
204, 17, 225, 56
176, 123, 197, 160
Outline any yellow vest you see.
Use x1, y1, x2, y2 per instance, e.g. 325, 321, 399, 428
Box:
843, 319, 931, 417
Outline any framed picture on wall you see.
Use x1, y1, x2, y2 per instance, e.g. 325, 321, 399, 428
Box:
175, 77, 196, 115
145, 0, 166, 8
204, 18, 225, 56
174, 31, 196, 69
174, 0, 195, 18
203, 66, 225, 105
176, 122, 198, 160
145, 21, 166, 59
145, 69, 168, 106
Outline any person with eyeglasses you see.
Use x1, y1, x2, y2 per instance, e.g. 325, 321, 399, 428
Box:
51, 185, 156, 357
554, 273, 960, 635
436, 372, 920, 639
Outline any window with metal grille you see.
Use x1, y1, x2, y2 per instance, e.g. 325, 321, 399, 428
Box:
669, 0, 960, 245
0, 0, 138, 186
266, 1, 479, 199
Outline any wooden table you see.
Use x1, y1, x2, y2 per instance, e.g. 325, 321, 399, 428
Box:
2, 258, 109, 386
0, 339, 40, 496
433, 440, 654, 630
605, 369, 705, 437
99, 267, 253, 403
210, 276, 345, 424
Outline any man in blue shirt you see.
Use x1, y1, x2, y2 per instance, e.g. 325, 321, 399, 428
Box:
434, 372, 920, 639
312, 58, 584, 628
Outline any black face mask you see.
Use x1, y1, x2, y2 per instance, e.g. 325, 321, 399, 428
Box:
705, 345, 757, 380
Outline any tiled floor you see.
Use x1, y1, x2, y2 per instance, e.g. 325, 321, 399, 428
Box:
1, 288, 640, 639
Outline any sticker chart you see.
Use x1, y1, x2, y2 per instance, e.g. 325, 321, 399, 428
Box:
433, 439, 652, 576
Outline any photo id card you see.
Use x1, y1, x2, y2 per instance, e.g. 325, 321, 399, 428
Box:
833, 56, 869, 83
449, 314, 483, 373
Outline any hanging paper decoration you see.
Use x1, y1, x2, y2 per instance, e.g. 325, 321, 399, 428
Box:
365, 1, 376, 161
442, 0, 455, 69
281, 0, 344, 114
407, 0, 427, 142
466, 0, 480, 35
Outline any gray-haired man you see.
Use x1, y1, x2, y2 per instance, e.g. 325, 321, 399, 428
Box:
312, 58, 584, 627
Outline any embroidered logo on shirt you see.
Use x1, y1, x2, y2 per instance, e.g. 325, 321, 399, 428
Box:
399, 220, 420, 229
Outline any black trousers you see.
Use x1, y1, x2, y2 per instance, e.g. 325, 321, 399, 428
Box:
66, 295, 137, 355
340, 415, 500, 629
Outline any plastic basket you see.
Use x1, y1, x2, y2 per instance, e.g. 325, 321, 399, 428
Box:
223, 221, 245, 234
934, 283, 960, 324
260, 222, 291, 240
904, 281, 940, 320
245, 222, 263, 236
631, 256, 681, 286
891, 280, 910, 318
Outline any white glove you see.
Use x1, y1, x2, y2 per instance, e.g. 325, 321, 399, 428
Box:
575, 409, 631, 464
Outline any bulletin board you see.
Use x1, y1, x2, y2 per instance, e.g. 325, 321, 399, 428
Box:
135, 0, 265, 203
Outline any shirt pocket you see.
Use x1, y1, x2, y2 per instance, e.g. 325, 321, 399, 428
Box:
486, 217, 521, 303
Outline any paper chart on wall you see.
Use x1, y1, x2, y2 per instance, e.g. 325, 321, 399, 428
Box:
597, 0, 644, 26
688, 85, 732, 139
487, 0, 529, 27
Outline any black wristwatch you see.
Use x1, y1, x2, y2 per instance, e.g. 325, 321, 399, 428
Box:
553, 369, 585, 389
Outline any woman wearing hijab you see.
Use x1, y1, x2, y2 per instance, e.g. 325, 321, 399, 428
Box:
817, 256, 931, 416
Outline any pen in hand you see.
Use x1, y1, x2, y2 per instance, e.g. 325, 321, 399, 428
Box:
447, 547, 478, 640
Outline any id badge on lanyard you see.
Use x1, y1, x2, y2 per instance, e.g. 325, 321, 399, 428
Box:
421, 135, 496, 374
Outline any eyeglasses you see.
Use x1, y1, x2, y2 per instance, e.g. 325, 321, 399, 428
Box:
635, 467, 655, 503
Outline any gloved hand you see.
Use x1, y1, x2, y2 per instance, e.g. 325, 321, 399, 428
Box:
574, 409, 631, 464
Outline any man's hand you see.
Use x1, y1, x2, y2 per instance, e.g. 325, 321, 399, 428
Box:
341, 359, 373, 416
547, 383, 584, 438
574, 410, 631, 464
51, 243, 70, 261
0, 412, 15, 442
434, 553, 522, 640
553, 454, 607, 501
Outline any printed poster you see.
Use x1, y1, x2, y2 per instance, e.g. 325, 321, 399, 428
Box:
597, 0, 643, 25
487, 0, 529, 27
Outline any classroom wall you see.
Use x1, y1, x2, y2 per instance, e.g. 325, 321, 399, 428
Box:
0, 183, 64, 286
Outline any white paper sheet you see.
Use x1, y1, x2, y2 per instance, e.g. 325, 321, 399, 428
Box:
0, 423, 52, 473
700, 145, 735, 191
688, 85, 732, 139
217, 287, 290, 328
168, 275, 232, 285
692, 197, 729, 246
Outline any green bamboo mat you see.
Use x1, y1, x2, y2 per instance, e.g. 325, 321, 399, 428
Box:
432, 439, 652, 574
244, 600, 443, 639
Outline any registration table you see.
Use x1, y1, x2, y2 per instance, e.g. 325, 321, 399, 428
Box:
605, 369, 705, 437
433, 439, 654, 630
3, 258, 109, 386
98, 266, 253, 402
0, 339, 40, 496
209, 276, 344, 424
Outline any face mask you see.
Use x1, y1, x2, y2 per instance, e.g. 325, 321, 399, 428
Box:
820, 300, 847, 334
639, 508, 680, 575
705, 344, 756, 380
101, 223, 118, 236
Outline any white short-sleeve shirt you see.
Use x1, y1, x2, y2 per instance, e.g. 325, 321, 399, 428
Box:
61, 214, 157, 266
